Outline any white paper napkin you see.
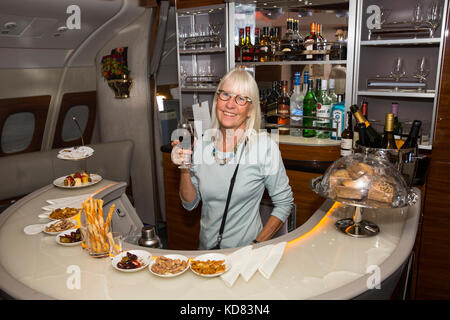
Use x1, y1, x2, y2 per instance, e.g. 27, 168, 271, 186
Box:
240, 244, 274, 282
220, 246, 252, 287
258, 241, 287, 279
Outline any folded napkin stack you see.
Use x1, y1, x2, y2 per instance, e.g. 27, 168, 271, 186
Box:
221, 242, 287, 287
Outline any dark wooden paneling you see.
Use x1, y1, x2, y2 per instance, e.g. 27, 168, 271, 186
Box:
176, 0, 224, 10
162, 152, 201, 250
0, 95, 51, 156
279, 143, 340, 161
52, 91, 96, 149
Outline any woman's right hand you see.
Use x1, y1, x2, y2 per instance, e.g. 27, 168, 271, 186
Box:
171, 140, 193, 167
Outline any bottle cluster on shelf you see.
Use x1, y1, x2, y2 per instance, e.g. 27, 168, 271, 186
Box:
260, 71, 345, 140
235, 20, 347, 63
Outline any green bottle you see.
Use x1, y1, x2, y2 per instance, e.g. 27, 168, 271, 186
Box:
303, 79, 317, 137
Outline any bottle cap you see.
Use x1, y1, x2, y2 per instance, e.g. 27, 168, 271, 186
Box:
385, 113, 395, 132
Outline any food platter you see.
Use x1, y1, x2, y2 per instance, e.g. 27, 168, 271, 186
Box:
111, 250, 152, 273
53, 174, 102, 189
43, 219, 78, 235
149, 254, 190, 278
190, 253, 231, 278
55, 228, 81, 246
57, 146, 94, 160
48, 208, 81, 221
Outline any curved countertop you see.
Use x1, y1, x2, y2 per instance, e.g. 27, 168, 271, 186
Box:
0, 180, 420, 300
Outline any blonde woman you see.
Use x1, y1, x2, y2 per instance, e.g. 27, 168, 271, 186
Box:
172, 68, 293, 249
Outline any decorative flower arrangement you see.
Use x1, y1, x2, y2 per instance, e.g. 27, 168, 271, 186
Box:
101, 47, 130, 80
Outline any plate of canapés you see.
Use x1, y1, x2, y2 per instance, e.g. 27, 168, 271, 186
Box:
112, 250, 152, 273
149, 254, 190, 278
47, 207, 81, 221
56, 228, 82, 246
57, 146, 94, 160
53, 172, 102, 189
43, 219, 78, 235
189, 253, 231, 278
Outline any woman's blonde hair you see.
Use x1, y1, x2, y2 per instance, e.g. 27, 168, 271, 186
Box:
210, 68, 261, 134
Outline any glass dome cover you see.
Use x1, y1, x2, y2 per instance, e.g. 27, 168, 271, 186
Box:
311, 153, 417, 209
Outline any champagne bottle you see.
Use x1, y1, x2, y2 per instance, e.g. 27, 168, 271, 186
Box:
340, 111, 353, 156
302, 79, 317, 137
381, 113, 398, 149
357, 123, 367, 147
401, 120, 422, 149
350, 104, 382, 148
277, 80, 290, 135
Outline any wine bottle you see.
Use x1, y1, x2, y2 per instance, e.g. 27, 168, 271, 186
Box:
357, 123, 367, 147
235, 28, 245, 62
350, 104, 382, 148
381, 113, 397, 149
260, 27, 270, 62
302, 79, 317, 137
304, 22, 317, 61
340, 111, 353, 156
277, 80, 290, 135
401, 120, 422, 149
253, 28, 261, 62
391, 102, 403, 137
361, 100, 368, 119
241, 26, 253, 62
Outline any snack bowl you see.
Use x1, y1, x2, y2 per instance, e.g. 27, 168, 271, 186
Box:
112, 250, 152, 273
149, 254, 190, 278
43, 219, 78, 235
190, 253, 231, 278
56, 228, 81, 246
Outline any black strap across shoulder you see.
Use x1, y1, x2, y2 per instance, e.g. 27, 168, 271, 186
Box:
210, 138, 248, 250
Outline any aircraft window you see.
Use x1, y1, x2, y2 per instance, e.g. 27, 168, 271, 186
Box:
61, 105, 89, 142
1, 112, 35, 153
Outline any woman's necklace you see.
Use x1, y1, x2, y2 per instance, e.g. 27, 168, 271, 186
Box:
212, 135, 244, 166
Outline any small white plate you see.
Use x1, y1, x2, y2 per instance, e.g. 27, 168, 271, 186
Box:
43, 219, 78, 235
47, 208, 81, 221
56, 228, 81, 246
112, 250, 152, 273
57, 146, 94, 160
23, 224, 45, 235
53, 174, 102, 189
190, 253, 231, 278
149, 254, 190, 278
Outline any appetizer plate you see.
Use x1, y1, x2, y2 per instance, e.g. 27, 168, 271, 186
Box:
111, 250, 152, 273
149, 254, 190, 278
43, 219, 78, 235
57, 146, 94, 160
53, 174, 102, 189
55, 228, 81, 246
47, 208, 81, 221
190, 253, 231, 278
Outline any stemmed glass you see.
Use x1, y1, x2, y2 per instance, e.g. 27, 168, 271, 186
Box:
176, 121, 195, 169
425, 1, 442, 37
209, 23, 223, 47
412, 2, 424, 32
413, 56, 430, 91
390, 57, 406, 81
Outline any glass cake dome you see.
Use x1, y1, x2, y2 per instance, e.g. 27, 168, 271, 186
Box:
311, 153, 417, 209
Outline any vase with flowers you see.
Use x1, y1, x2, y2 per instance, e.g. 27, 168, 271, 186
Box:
101, 47, 133, 98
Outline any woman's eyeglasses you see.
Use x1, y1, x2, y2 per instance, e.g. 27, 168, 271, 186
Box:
216, 90, 252, 106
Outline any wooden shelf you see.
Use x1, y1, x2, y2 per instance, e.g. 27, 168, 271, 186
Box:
357, 90, 435, 99
360, 38, 441, 46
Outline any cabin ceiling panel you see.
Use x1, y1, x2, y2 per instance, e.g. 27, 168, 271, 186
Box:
0, 0, 123, 49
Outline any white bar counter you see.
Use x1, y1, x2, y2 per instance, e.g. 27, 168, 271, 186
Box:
0, 180, 420, 300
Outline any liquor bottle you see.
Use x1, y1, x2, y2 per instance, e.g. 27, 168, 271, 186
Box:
350, 104, 382, 148
241, 26, 253, 62
260, 27, 270, 62
303, 79, 317, 137
270, 27, 280, 61
277, 80, 290, 135
381, 113, 398, 149
316, 23, 324, 61
235, 28, 245, 62
304, 22, 317, 61
302, 71, 309, 96
253, 28, 261, 62
391, 102, 403, 137
331, 92, 345, 140
292, 19, 303, 59
401, 120, 422, 149
328, 79, 338, 105
316, 79, 332, 139
357, 123, 368, 147
341, 112, 353, 156
290, 72, 304, 136
280, 19, 293, 61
